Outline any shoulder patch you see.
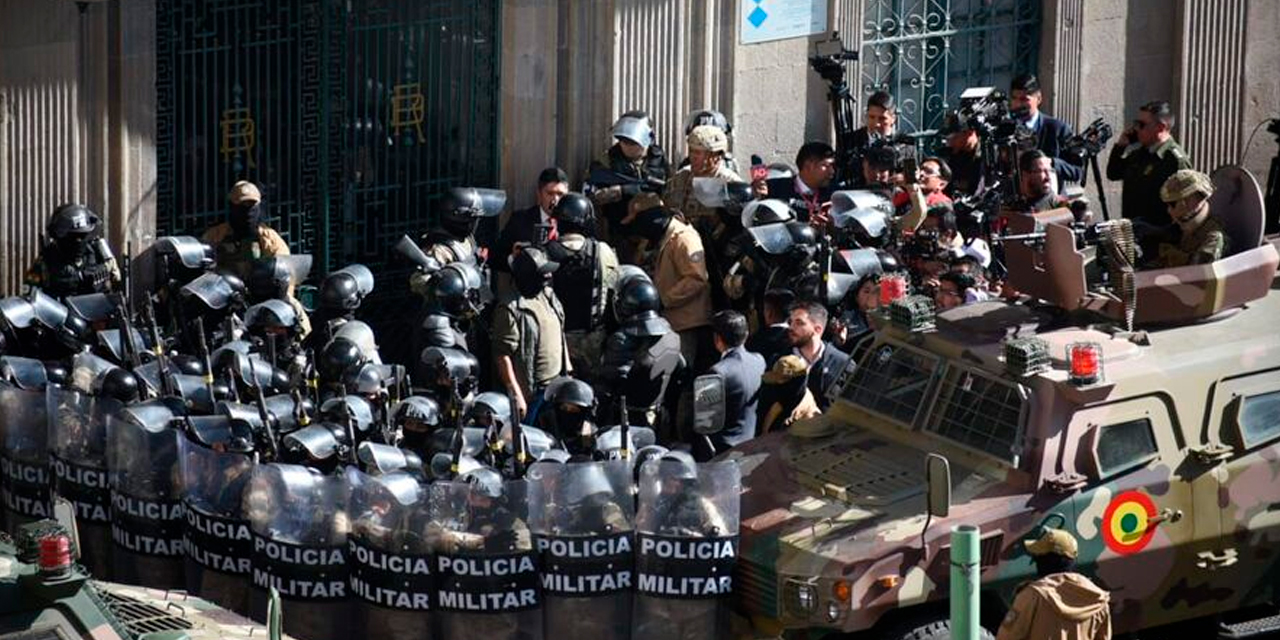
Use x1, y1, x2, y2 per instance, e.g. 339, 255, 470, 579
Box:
689, 250, 705, 264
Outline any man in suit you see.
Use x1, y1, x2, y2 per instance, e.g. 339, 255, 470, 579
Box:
745, 288, 794, 367
760, 142, 836, 223
787, 301, 850, 412
1010, 74, 1083, 187
696, 310, 766, 460
493, 167, 569, 294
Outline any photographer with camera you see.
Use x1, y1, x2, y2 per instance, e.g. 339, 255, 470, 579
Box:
1011, 74, 1084, 186
1106, 101, 1192, 226
939, 116, 986, 198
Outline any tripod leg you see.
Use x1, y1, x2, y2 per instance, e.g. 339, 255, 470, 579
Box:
1091, 155, 1111, 221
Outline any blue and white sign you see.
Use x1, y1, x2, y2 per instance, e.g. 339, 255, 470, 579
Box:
740, 0, 828, 45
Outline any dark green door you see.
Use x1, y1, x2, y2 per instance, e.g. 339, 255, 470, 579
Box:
156, 0, 501, 357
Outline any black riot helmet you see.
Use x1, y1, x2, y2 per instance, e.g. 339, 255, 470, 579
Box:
683, 109, 732, 136
318, 264, 374, 312
742, 199, 795, 228
551, 193, 596, 236
48, 204, 101, 241
545, 377, 596, 453
782, 221, 819, 270
248, 258, 292, 302
424, 264, 482, 320
436, 187, 506, 240
614, 278, 661, 324
98, 368, 140, 403
317, 337, 365, 383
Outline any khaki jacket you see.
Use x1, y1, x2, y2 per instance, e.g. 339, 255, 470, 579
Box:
652, 217, 711, 332
664, 164, 743, 227
760, 388, 821, 435
996, 572, 1111, 640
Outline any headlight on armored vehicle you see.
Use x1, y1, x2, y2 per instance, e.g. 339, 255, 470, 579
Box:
795, 582, 818, 612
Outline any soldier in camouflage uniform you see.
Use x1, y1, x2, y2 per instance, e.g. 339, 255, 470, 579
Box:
201, 181, 291, 283
24, 203, 119, 297
1106, 100, 1192, 226
1152, 169, 1228, 268
664, 125, 743, 232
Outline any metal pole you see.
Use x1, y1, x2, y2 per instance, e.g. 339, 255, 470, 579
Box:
950, 524, 980, 640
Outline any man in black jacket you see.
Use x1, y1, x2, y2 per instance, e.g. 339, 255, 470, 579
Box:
787, 301, 849, 412
744, 288, 794, 368
1010, 74, 1083, 187
761, 142, 836, 222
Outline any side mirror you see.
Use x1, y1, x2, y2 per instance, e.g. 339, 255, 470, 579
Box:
692, 374, 727, 435
926, 453, 951, 519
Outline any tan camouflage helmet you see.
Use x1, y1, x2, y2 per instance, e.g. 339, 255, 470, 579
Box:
228, 180, 262, 205
1024, 527, 1079, 559
628, 192, 666, 217
1159, 169, 1214, 203
687, 125, 729, 154
763, 355, 809, 384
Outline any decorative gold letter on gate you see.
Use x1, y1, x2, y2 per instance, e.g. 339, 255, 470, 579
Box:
390, 83, 426, 143
220, 107, 257, 168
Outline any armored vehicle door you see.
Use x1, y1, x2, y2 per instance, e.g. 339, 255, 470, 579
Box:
1203, 371, 1280, 612
1059, 395, 1222, 633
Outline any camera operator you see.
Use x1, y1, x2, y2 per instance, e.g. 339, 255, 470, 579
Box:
1106, 100, 1192, 226
938, 115, 985, 198
1010, 74, 1084, 186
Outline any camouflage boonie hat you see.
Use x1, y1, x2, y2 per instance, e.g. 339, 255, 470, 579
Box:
763, 355, 809, 384
628, 192, 665, 217
687, 125, 729, 153
228, 180, 262, 205
1024, 527, 1078, 559
1159, 169, 1213, 203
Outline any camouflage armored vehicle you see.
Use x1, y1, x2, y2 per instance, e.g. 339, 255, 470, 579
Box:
0, 512, 288, 640
728, 166, 1280, 638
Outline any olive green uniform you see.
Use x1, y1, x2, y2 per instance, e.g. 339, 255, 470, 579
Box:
1106, 137, 1192, 226
1158, 215, 1229, 268
492, 288, 570, 401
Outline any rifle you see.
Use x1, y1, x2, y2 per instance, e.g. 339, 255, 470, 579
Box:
141, 296, 175, 398
448, 382, 465, 478
396, 234, 439, 273
510, 397, 526, 478
619, 394, 630, 461
247, 356, 282, 462
193, 317, 217, 405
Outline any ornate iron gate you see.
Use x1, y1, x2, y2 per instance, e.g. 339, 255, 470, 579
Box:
156, 0, 501, 356
859, 0, 1041, 135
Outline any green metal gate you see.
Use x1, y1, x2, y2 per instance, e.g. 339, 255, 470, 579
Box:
859, 0, 1041, 134
156, 0, 501, 355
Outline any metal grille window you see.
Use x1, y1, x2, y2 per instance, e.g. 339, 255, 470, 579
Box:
923, 365, 1024, 462
841, 343, 941, 427
859, 0, 1042, 135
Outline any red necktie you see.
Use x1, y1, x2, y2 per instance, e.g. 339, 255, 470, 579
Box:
547, 217, 559, 242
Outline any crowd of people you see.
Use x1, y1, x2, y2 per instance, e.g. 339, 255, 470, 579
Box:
12, 72, 1234, 471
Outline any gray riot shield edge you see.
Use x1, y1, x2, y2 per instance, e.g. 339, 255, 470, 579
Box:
691, 374, 727, 436
47, 385, 119, 577
528, 460, 635, 640
430, 479, 542, 640
632, 459, 741, 640
107, 403, 186, 589
1, 382, 52, 534
178, 422, 254, 615
247, 463, 353, 640
345, 468, 435, 640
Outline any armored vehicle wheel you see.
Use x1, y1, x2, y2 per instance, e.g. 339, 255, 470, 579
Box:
883, 618, 995, 640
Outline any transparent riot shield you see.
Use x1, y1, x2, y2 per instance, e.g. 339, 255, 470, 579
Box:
47, 385, 119, 577
346, 468, 435, 640
178, 418, 254, 615
107, 402, 186, 589
247, 463, 353, 640
430, 479, 542, 640
1, 382, 52, 534
633, 459, 741, 640
528, 460, 635, 640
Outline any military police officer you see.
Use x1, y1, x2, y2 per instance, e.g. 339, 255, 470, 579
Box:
996, 528, 1111, 640
664, 125, 743, 232
587, 112, 671, 245
492, 247, 570, 424
202, 181, 290, 283
1153, 169, 1229, 268
544, 194, 619, 380
25, 203, 119, 297
1106, 100, 1192, 226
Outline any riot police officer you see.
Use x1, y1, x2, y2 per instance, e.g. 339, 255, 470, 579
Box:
201, 181, 291, 283
305, 264, 374, 353
544, 194, 619, 379
598, 276, 684, 435
25, 203, 119, 298
587, 112, 671, 244
409, 187, 505, 287
536, 377, 599, 459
